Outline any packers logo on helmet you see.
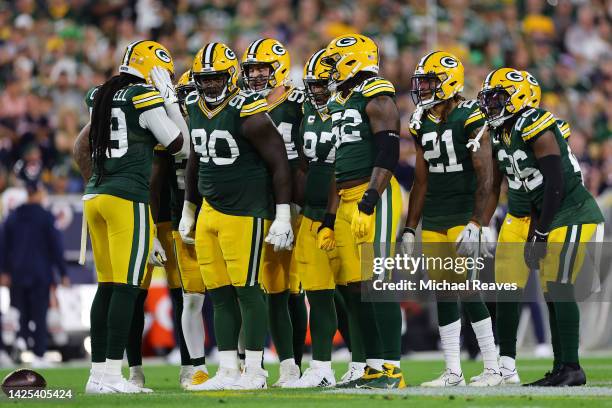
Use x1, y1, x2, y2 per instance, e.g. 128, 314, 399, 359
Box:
522, 70, 541, 108
321, 34, 379, 86
241, 38, 291, 96
410, 51, 464, 109
478, 68, 530, 128
303, 49, 331, 113
119, 40, 175, 80
176, 70, 195, 116
192, 42, 239, 105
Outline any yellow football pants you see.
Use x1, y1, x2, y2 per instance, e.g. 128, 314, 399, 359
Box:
422, 225, 476, 282
261, 215, 302, 294
495, 214, 531, 288
295, 216, 343, 290
140, 221, 181, 290
195, 200, 270, 290
173, 230, 205, 293
84, 194, 152, 287
335, 177, 402, 284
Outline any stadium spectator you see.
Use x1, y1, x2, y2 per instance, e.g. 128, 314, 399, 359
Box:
0, 166, 69, 367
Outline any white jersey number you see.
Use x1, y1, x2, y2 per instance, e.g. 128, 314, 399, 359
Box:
191, 129, 239, 165
108, 108, 128, 158
421, 129, 463, 173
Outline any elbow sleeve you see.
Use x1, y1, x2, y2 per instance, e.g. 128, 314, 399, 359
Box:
373, 130, 400, 171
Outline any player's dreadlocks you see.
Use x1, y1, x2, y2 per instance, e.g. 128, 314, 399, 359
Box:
89, 73, 143, 185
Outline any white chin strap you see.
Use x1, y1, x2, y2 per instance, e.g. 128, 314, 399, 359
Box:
204, 85, 228, 106
488, 111, 513, 128
409, 99, 443, 130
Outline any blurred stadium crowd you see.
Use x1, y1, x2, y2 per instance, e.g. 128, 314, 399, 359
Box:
0, 0, 610, 199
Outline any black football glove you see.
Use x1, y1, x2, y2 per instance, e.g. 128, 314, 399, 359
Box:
524, 229, 548, 270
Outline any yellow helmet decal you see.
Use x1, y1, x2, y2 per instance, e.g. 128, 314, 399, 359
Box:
119, 40, 174, 80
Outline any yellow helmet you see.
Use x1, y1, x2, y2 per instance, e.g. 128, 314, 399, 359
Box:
522, 70, 541, 108
410, 51, 464, 109
478, 68, 530, 128
303, 49, 331, 112
321, 34, 379, 85
176, 70, 195, 115
119, 40, 174, 80
241, 38, 290, 95
192, 42, 239, 105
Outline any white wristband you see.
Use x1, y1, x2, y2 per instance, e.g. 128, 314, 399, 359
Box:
275, 204, 291, 222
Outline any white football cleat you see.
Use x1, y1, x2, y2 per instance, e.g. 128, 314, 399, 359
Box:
128, 366, 145, 388
286, 367, 336, 388
338, 362, 366, 385
179, 366, 194, 389
85, 375, 102, 394
421, 369, 466, 387
500, 365, 521, 385
273, 360, 300, 387
186, 367, 239, 391
97, 375, 153, 393
468, 368, 503, 387
229, 366, 268, 390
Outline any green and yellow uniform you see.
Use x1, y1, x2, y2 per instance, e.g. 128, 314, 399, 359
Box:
262, 87, 305, 294
295, 101, 341, 290
186, 89, 272, 290
492, 108, 603, 287
84, 83, 166, 286
328, 77, 402, 284
409, 99, 485, 281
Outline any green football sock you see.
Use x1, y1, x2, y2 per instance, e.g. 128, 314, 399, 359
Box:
235, 285, 268, 351
462, 294, 490, 323
289, 292, 308, 367
268, 290, 294, 361
553, 300, 580, 364
436, 299, 460, 327
337, 285, 365, 363
306, 290, 337, 361
208, 285, 241, 351
169, 287, 191, 366
373, 302, 402, 361
348, 282, 383, 360
496, 301, 521, 359
126, 289, 147, 367
334, 289, 351, 349
545, 298, 562, 370
106, 284, 141, 360
90, 284, 113, 363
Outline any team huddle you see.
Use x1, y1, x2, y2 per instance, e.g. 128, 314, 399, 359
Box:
72, 33, 604, 394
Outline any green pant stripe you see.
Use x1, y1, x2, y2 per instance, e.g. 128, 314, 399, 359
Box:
127, 202, 140, 285
138, 206, 151, 286
566, 225, 582, 284
246, 218, 263, 286
557, 225, 577, 283
252, 219, 264, 285
374, 195, 382, 259
385, 182, 393, 258
173, 237, 186, 290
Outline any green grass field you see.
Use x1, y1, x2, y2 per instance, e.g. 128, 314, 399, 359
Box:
2, 357, 612, 407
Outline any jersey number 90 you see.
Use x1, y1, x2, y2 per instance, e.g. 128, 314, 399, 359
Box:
191, 129, 239, 165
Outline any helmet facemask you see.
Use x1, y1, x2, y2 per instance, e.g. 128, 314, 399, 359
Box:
478, 86, 514, 128
194, 71, 232, 106
304, 78, 331, 113
242, 62, 275, 96
176, 83, 196, 115
410, 72, 445, 109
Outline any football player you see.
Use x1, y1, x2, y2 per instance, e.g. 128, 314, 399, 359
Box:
179, 42, 293, 390
241, 38, 307, 385
287, 49, 341, 387
142, 70, 209, 390
318, 34, 405, 389
484, 70, 573, 385
479, 68, 604, 386
74, 40, 190, 393
402, 51, 501, 387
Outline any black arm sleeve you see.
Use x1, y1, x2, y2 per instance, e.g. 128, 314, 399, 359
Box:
535, 154, 564, 233
373, 130, 400, 171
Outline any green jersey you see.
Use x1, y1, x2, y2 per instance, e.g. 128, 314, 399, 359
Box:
300, 101, 336, 221
84, 83, 166, 203
492, 108, 603, 229
154, 146, 188, 229
267, 87, 305, 169
185, 90, 274, 219
410, 100, 486, 230
493, 117, 574, 218
327, 77, 395, 183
